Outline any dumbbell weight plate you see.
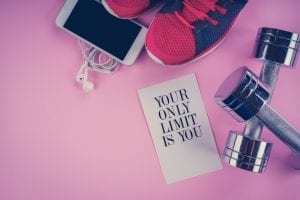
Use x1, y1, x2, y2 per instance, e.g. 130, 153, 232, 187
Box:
255, 27, 300, 66
223, 131, 272, 173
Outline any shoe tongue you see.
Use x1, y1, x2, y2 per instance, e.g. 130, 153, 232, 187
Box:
181, 0, 218, 24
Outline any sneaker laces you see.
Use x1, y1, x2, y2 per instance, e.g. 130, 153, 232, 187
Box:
175, 0, 228, 29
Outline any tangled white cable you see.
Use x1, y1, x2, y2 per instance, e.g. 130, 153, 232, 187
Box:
76, 40, 120, 92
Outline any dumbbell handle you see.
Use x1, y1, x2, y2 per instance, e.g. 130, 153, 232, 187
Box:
244, 61, 281, 139
256, 103, 300, 153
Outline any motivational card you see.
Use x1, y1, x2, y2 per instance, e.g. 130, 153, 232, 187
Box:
138, 74, 222, 184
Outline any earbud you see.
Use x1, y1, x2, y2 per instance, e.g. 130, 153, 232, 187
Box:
76, 62, 94, 92
76, 73, 86, 82
82, 80, 94, 92
75, 40, 121, 92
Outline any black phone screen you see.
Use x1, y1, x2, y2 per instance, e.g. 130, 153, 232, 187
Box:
64, 0, 142, 60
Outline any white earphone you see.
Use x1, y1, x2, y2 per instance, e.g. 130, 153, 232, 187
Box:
76, 40, 120, 92
76, 62, 94, 92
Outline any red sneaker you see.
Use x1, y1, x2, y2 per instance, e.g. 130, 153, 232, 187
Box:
145, 0, 248, 65
102, 0, 162, 19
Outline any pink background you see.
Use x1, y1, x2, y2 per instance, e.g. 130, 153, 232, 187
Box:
0, 0, 300, 199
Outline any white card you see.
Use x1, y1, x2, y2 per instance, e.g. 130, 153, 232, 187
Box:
138, 74, 222, 184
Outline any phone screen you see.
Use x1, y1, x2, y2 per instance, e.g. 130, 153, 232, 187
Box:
64, 0, 142, 60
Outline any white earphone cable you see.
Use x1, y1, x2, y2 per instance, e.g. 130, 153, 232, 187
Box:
76, 40, 120, 92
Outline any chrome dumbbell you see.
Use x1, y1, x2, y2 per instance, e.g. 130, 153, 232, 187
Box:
215, 67, 300, 171
220, 28, 300, 173
245, 27, 300, 139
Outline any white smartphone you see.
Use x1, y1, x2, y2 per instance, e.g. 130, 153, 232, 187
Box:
56, 0, 147, 65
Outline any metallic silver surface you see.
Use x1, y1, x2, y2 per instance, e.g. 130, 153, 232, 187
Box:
223, 131, 272, 173
256, 105, 300, 153
216, 68, 269, 122
223, 62, 279, 172
243, 62, 280, 139
223, 62, 278, 172
255, 27, 300, 66
245, 27, 300, 139
218, 67, 273, 172
221, 27, 300, 172
216, 67, 300, 154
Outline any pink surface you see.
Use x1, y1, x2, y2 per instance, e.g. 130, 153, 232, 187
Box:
0, 0, 299, 199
